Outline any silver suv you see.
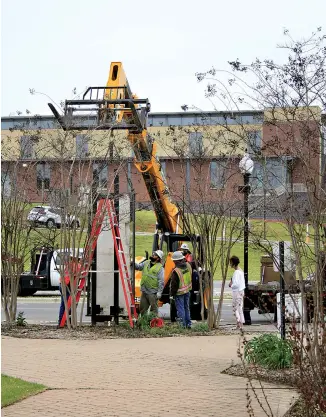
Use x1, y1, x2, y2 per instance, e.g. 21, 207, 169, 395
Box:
27, 206, 80, 229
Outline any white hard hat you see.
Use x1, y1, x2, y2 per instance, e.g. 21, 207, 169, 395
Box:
179, 243, 190, 251
171, 251, 185, 261
153, 250, 164, 260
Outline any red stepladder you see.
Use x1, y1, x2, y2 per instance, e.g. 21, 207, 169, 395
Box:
106, 199, 138, 327
59, 199, 138, 328
59, 199, 107, 328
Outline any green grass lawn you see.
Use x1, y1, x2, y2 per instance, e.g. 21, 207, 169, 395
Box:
1, 375, 46, 407
135, 210, 308, 241
135, 210, 156, 232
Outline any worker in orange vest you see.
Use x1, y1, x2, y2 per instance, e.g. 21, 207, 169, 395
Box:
178, 243, 193, 263
58, 255, 81, 326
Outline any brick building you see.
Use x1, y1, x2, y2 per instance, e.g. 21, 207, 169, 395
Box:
1, 107, 325, 219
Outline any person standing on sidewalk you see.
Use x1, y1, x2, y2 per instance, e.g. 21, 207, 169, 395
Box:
228, 255, 246, 329
170, 251, 192, 328
135, 250, 164, 315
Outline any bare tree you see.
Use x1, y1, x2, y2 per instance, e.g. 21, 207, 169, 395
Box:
1, 159, 58, 322
194, 28, 326, 414
154, 125, 244, 329
1, 109, 132, 328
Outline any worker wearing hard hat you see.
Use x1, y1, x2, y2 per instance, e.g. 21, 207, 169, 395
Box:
170, 251, 192, 328
135, 250, 164, 315
178, 243, 193, 263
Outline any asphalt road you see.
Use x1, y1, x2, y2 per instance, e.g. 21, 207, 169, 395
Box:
11, 296, 273, 325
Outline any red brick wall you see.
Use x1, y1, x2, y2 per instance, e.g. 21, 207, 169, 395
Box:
262, 120, 321, 186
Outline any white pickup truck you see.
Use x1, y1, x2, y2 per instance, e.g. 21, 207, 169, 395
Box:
19, 247, 83, 296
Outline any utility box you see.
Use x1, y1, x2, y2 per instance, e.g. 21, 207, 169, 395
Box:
96, 194, 131, 316
260, 255, 296, 285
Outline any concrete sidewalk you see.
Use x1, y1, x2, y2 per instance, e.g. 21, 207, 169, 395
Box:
2, 335, 297, 417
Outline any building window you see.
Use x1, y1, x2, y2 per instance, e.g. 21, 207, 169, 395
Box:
250, 161, 264, 192
266, 158, 286, 189
1, 170, 11, 198
210, 160, 226, 189
20, 136, 34, 159
189, 132, 203, 156
93, 162, 108, 188
160, 161, 166, 177
76, 135, 89, 158
36, 163, 51, 190
247, 131, 262, 155
109, 142, 114, 160
250, 158, 286, 193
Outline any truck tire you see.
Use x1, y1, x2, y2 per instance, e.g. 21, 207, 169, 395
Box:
18, 285, 37, 296
46, 219, 56, 229
170, 301, 177, 322
191, 302, 208, 321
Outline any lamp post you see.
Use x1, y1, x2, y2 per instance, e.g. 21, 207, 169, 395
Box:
239, 153, 254, 325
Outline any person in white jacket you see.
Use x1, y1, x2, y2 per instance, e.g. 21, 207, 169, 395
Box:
228, 255, 246, 329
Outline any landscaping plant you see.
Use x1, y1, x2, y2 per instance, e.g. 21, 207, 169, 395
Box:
136, 311, 157, 330
16, 311, 27, 327
244, 334, 293, 370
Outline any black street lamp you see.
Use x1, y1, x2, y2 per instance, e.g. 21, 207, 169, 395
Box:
239, 153, 254, 325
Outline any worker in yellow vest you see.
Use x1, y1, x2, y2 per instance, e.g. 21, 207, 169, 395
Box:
170, 251, 192, 328
135, 250, 164, 315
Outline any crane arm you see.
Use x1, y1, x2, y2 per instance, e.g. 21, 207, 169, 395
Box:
104, 62, 181, 234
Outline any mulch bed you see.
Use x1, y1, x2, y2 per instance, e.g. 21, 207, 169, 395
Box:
1, 323, 232, 340
222, 362, 299, 387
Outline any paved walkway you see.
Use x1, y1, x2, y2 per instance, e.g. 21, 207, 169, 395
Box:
2, 335, 297, 417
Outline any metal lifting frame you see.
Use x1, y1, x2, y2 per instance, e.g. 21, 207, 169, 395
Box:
48, 86, 151, 133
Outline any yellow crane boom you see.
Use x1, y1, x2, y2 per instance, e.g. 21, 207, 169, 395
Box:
104, 62, 180, 234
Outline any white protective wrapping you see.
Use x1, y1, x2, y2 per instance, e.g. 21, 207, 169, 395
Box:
96, 195, 131, 315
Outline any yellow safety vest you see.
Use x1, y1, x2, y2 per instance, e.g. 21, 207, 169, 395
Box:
140, 260, 162, 290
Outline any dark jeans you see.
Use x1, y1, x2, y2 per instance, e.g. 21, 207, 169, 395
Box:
175, 292, 191, 328
58, 284, 70, 325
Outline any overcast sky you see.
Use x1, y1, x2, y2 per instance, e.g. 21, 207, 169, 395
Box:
2, 0, 325, 117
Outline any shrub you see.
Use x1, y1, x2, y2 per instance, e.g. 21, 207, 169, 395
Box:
190, 322, 209, 332
16, 312, 27, 327
244, 334, 293, 370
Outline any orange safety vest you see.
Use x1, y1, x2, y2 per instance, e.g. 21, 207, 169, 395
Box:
185, 253, 193, 263
174, 263, 192, 295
